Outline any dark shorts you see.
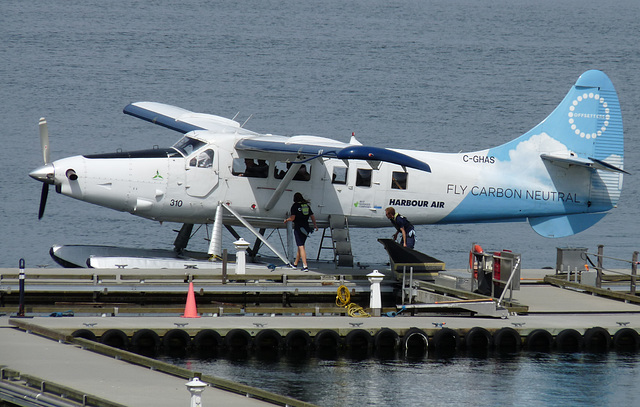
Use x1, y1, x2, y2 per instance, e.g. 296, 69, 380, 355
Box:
403, 235, 415, 249
294, 228, 308, 246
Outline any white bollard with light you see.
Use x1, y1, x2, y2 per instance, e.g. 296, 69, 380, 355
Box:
367, 270, 385, 317
185, 377, 207, 407
234, 238, 250, 275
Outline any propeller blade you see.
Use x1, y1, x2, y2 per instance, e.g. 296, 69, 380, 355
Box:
39, 117, 50, 164
38, 183, 49, 219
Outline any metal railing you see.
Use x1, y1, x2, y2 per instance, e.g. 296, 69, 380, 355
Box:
557, 245, 639, 294
470, 249, 521, 301
583, 245, 638, 294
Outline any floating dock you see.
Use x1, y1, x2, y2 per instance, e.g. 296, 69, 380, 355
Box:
1, 262, 640, 406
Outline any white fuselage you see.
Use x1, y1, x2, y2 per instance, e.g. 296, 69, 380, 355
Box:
49, 133, 594, 230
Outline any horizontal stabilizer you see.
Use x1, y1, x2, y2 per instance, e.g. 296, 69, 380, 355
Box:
541, 154, 628, 174
589, 157, 629, 174
529, 213, 607, 238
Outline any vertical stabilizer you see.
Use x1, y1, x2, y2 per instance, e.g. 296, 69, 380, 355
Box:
442, 71, 624, 238
491, 70, 623, 170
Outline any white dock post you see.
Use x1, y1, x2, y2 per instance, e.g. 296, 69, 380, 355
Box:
185, 377, 207, 407
234, 238, 250, 275
367, 270, 385, 317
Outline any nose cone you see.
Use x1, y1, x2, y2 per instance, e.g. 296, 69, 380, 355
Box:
29, 163, 55, 184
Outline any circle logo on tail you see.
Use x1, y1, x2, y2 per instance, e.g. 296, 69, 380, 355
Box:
568, 93, 609, 140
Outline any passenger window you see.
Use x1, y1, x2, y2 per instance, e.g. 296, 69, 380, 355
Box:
356, 168, 372, 187
232, 158, 269, 178
190, 149, 214, 168
391, 171, 408, 189
273, 161, 288, 179
332, 167, 348, 184
274, 161, 311, 181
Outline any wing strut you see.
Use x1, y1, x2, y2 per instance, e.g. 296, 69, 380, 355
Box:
222, 202, 292, 267
264, 163, 302, 211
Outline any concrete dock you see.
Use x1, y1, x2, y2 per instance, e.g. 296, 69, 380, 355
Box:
0, 316, 300, 407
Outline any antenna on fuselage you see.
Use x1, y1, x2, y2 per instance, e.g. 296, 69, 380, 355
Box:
232, 112, 240, 121
241, 114, 253, 128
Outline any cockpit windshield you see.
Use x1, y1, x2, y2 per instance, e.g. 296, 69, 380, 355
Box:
172, 136, 206, 157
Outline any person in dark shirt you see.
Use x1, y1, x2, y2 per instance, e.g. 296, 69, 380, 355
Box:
284, 192, 318, 271
385, 207, 416, 249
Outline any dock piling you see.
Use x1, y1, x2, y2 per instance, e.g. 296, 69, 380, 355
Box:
17, 259, 25, 317
632, 251, 638, 296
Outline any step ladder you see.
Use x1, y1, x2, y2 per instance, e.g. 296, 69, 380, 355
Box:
316, 215, 353, 267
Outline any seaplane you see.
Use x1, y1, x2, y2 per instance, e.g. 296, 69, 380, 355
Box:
29, 70, 626, 268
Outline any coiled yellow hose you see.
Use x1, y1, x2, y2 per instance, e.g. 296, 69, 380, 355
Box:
336, 285, 370, 318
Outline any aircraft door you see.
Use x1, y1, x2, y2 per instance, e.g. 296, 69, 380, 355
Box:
349, 166, 381, 218
185, 148, 218, 197
320, 164, 354, 216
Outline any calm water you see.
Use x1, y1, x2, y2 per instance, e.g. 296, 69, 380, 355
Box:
161, 352, 640, 406
2, 0, 640, 405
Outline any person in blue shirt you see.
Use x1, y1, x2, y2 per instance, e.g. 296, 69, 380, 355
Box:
284, 193, 318, 271
385, 207, 416, 249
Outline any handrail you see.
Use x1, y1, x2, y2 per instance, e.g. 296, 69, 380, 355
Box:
498, 257, 520, 307
582, 251, 638, 265
563, 246, 638, 293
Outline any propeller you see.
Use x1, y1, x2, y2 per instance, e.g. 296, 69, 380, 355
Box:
38, 182, 49, 219
33, 118, 53, 219
40, 117, 50, 165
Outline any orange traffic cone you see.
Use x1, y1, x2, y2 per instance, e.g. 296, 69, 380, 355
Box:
182, 281, 200, 318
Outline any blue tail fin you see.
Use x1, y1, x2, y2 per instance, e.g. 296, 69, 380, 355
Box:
487, 70, 625, 237
490, 70, 623, 170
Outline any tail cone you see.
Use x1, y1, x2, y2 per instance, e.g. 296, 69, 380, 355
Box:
182, 281, 200, 318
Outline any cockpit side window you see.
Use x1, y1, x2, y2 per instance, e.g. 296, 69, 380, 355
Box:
173, 136, 206, 157
189, 149, 214, 168
391, 171, 408, 189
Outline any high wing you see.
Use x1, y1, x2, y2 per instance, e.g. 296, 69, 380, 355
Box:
235, 137, 431, 172
123, 101, 257, 135
125, 101, 431, 173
